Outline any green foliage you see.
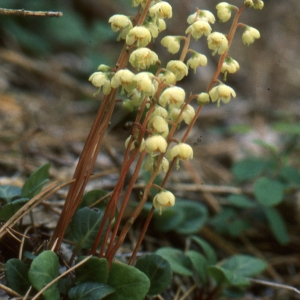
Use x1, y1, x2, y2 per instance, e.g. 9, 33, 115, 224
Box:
68, 283, 115, 300
135, 254, 172, 296
28, 250, 60, 300
153, 199, 208, 234
0, 163, 50, 221
5, 259, 30, 295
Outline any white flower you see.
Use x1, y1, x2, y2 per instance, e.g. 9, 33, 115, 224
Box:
197, 92, 210, 105
158, 70, 177, 85
166, 143, 193, 161
147, 116, 169, 138
209, 84, 236, 107
187, 52, 207, 73
187, 10, 215, 24
159, 86, 186, 108
153, 190, 175, 214
126, 26, 152, 47
133, 72, 157, 96
111, 69, 135, 92
216, 2, 232, 22
186, 20, 212, 40
221, 56, 240, 74
125, 135, 145, 151
166, 60, 188, 81
129, 48, 158, 70
161, 36, 181, 54
149, 2, 172, 19
207, 32, 229, 55
89, 72, 111, 95
143, 155, 169, 175
108, 14, 133, 40
242, 26, 260, 46
145, 135, 168, 153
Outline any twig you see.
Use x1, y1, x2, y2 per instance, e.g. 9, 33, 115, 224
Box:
249, 278, 300, 295
0, 283, 20, 297
0, 8, 63, 17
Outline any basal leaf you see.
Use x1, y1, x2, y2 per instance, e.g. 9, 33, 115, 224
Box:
254, 177, 285, 207
264, 207, 290, 245
5, 259, 30, 295
28, 250, 60, 300
232, 158, 265, 181
0, 198, 29, 221
156, 248, 193, 276
22, 163, 51, 199
190, 236, 218, 265
107, 262, 150, 300
186, 250, 208, 284
135, 254, 172, 296
79, 189, 108, 209
227, 195, 256, 208
75, 257, 108, 284
67, 207, 104, 249
0, 185, 22, 203
68, 282, 115, 300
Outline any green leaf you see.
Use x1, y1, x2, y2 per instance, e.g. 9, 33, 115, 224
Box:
221, 255, 267, 277
67, 207, 104, 249
22, 163, 51, 199
58, 277, 73, 295
0, 185, 22, 203
174, 200, 208, 234
75, 257, 108, 284
68, 282, 115, 300
186, 250, 208, 284
280, 166, 300, 185
135, 254, 172, 296
190, 236, 218, 265
264, 207, 290, 245
227, 219, 251, 237
28, 250, 60, 300
156, 248, 193, 276
207, 266, 249, 287
153, 206, 185, 232
5, 259, 30, 295
254, 177, 285, 207
79, 189, 108, 209
0, 198, 29, 221
272, 122, 300, 135
106, 262, 150, 300
227, 195, 256, 208
232, 158, 265, 181
253, 139, 278, 155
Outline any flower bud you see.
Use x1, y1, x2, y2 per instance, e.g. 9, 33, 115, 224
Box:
125, 135, 145, 151
161, 36, 181, 54
153, 190, 175, 214
166, 60, 188, 81
159, 86, 186, 108
133, 72, 157, 96
147, 115, 169, 137
187, 52, 207, 73
150, 105, 169, 119
132, 0, 147, 7
145, 135, 168, 153
89, 72, 111, 95
97, 64, 111, 72
197, 92, 210, 105
207, 32, 229, 55
253, 0, 264, 9
129, 48, 159, 70
216, 2, 233, 22
182, 104, 195, 125
166, 143, 193, 161
244, 0, 253, 8
126, 26, 152, 47
209, 84, 236, 107
221, 56, 240, 74
186, 20, 212, 40
242, 26, 260, 46
157, 19, 167, 32
109, 14, 133, 40
149, 2, 172, 19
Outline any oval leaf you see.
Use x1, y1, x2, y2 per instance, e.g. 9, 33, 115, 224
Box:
5, 258, 30, 295
187, 250, 208, 284
227, 195, 256, 208
254, 177, 284, 207
68, 282, 115, 300
107, 262, 150, 300
0, 185, 22, 203
75, 257, 108, 284
264, 207, 290, 245
156, 247, 193, 276
0, 198, 29, 221
67, 207, 104, 249
232, 158, 265, 181
22, 163, 51, 199
190, 236, 217, 265
135, 254, 172, 296
28, 250, 60, 300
